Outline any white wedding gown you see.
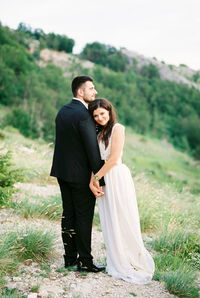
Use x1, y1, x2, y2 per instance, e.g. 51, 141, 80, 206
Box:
97, 123, 155, 284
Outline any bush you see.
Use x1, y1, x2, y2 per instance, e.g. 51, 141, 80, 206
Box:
0, 149, 23, 207
5, 108, 31, 137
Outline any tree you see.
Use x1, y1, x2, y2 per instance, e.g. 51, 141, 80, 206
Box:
140, 63, 160, 79
81, 42, 128, 72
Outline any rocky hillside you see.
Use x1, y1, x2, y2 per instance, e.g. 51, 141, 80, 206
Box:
33, 42, 200, 91
122, 48, 200, 91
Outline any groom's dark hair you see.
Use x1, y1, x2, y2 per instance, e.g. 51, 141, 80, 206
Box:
71, 75, 94, 97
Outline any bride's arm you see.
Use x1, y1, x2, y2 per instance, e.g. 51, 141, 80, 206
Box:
89, 172, 104, 197
93, 125, 125, 180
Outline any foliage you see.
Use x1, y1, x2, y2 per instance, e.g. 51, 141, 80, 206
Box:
164, 269, 199, 298
81, 42, 128, 72
0, 226, 56, 291
1, 227, 56, 262
151, 229, 200, 297
154, 255, 199, 298
0, 22, 200, 159
12, 195, 62, 220
0, 287, 24, 297
91, 64, 200, 158
193, 71, 200, 83
140, 63, 160, 79
0, 23, 72, 141
0, 149, 23, 207
151, 229, 200, 258
17, 22, 75, 53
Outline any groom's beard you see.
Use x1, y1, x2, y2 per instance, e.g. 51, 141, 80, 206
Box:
83, 95, 95, 103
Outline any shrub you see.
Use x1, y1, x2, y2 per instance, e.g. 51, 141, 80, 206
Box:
0, 149, 23, 207
5, 108, 31, 137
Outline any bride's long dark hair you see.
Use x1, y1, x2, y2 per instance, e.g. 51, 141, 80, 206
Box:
88, 98, 117, 149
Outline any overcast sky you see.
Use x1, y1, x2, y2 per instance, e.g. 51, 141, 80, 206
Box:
1, 0, 200, 70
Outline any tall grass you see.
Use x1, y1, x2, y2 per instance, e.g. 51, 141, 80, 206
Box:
12, 195, 62, 220
151, 229, 200, 258
151, 229, 200, 297
164, 269, 199, 298
0, 226, 56, 290
3, 228, 56, 262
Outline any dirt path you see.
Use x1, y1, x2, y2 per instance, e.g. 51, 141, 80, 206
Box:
1, 183, 175, 298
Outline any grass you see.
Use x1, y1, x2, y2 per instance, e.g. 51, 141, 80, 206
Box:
0, 226, 56, 291
30, 284, 40, 292
12, 195, 62, 220
151, 228, 200, 297
151, 229, 200, 258
0, 287, 26, 297
93, 211, 101, 229
162, 269, 199, 297
56, 267, 68, 273
1, 127, 55, 184
3, 227, 56, 262
154, 254, 199, 297
40, 264, 51, 272
124, 128, 200, 193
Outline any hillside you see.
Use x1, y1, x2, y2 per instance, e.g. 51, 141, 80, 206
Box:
1, 22, 200, 160
122, 48, 200, 91
0, 127, 199, 297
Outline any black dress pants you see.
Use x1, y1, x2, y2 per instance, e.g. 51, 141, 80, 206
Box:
57, 178, 96, 266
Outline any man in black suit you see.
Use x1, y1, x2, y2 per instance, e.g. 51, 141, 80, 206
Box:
50, 76, 104, 272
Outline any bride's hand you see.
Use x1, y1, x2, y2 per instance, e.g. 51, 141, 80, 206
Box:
89, 183, 104, 197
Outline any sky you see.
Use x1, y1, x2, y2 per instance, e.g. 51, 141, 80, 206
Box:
0, 0, 200, 70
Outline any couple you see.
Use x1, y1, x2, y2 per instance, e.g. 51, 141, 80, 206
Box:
50, 76, 155, 284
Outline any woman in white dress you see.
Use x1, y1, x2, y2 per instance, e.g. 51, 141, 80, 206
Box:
88, 98, 155, 284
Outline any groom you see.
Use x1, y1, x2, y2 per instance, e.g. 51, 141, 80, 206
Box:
50, 76, 104, 272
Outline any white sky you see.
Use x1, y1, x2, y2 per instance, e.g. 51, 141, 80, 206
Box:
0, 0, 200, 70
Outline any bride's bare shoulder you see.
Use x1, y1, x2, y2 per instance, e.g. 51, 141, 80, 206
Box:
112, 123, 125, 138
113, 123, 125, 132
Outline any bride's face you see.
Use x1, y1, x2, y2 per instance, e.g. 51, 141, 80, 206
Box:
93, 107, 110, 126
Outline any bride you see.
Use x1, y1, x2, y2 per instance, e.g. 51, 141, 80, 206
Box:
88, 98, 155, 284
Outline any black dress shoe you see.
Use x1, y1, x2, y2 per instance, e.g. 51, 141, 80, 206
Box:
77, 262, 105, 273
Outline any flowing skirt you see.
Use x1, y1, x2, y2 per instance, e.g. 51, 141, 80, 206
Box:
97, 163, 155, 284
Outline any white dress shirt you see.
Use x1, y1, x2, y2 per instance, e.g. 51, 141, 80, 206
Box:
73, 97, 88, 109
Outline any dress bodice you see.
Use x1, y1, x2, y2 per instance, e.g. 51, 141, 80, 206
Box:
99, 123, 124, 163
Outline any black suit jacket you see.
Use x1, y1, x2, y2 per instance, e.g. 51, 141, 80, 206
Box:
50, 99, 104, 185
